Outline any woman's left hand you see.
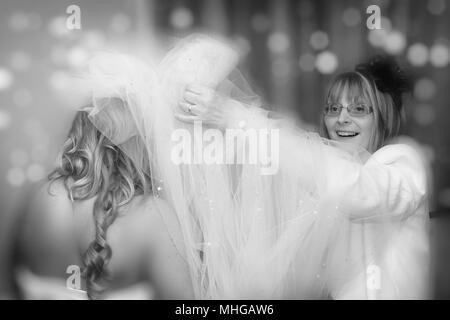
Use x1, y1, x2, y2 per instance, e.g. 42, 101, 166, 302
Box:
175, 84, 228, 129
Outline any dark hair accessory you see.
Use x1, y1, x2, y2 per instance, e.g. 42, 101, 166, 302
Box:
355, 55, 411, 112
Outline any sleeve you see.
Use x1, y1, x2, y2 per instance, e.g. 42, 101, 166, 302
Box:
224, 102, 427, 220
327, 144, 428, 221
223, 100, 428, 221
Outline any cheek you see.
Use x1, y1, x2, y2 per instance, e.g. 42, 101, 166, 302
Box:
358, 118, 376, 138
324, 118, 335, 135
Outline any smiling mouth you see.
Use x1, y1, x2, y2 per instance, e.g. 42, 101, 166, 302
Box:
336, 131, 359, 138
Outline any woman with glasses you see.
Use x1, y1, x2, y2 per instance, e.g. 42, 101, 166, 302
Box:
318, 59, 430, 299
176, 53, 431, 299
321, 58, 406, 154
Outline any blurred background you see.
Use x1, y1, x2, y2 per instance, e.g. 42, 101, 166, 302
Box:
0, 0, 449, 298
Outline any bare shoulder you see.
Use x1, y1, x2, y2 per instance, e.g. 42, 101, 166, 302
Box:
113, 196, 179, 244
107, 196, 193, 298
20, 179, 80, 275
27, 179, 74, 235
106, 196, 184, 277
23, 179, 69, 226
109, 195, 187, 263
118, 196, 193, 299
140, 197, 184, 246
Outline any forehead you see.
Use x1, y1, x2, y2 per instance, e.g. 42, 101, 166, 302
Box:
327, 73, 371, 103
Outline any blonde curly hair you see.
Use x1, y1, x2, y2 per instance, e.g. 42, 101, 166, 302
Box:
49, 106, 150, 299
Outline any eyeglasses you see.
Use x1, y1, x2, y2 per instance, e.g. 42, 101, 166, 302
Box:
324, 103, 373, 117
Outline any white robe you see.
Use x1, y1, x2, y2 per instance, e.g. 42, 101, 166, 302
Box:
329, 144, 431, 299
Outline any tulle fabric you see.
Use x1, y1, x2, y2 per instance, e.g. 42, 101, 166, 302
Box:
77, 34, 410, 299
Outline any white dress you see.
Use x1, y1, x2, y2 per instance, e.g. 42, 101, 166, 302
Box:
80, 34, 431, 299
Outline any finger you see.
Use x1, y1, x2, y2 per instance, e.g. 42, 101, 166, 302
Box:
179, 102, 207, 116
186, 84, 209, 95
179, 101, 196, 114
174, 113, 202, 124
184, 91, 204, 105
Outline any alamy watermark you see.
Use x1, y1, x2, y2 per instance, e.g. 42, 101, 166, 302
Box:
66, 5, 81, 30
366, 5, 382, 30
66, 265, 81, 290
171, 121, 280, 175
366, 264, 381, 299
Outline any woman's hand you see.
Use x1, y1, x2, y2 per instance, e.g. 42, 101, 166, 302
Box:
175, 84, 228, 129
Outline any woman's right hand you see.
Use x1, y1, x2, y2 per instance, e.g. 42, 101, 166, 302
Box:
175, 84, 229, 129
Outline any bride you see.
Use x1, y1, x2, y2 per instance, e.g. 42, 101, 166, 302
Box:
14, 56, 194, 299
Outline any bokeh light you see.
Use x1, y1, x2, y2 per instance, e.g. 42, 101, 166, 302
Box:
6, 168, 26, 187
414, 78, 437, 101
429, 43, 450, 68
427, 0, 446, 15
407, 43, 429, 67
48, 16, 70, 38
267, 32, 290, 54
49, 71, 71, 92
310, 31, 329, 50
368, 29, 389, 48
383, 30, 406, 55
67, 47, 89, 68
0, 68, 14, 91
315, 51, 338, 74
0, 110, 12, 131
170, 7, 194, 30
